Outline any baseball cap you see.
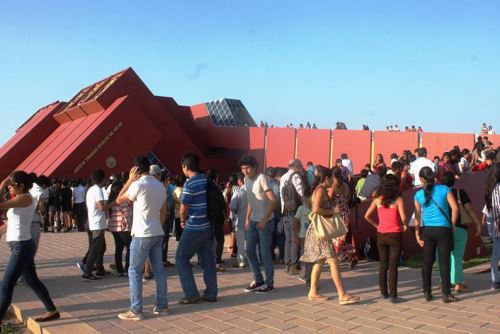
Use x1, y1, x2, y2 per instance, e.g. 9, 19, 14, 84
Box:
149, 164, 162, 176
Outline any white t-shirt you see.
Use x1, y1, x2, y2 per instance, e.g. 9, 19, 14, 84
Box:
30, 183, 48, 222
86, 185, 107, 230
6, 195, 36, 242
72, 185, 86, 203
459, 157, 470, 174
409, 157, 435, 187
127, 175, 166, 237
341, 159, 353, 175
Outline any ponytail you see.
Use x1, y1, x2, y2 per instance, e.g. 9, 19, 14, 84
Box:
419, 166, 435, 205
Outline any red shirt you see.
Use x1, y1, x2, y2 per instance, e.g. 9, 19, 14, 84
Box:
377, 203, 402, 233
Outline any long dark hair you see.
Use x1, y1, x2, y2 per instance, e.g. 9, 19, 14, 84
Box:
10, 171, 33, 193
419, 166, 435, 205
376, 174, 401, 207
107, 181, 124, 205
312, 165, 331, 191
486, 163, 500, 210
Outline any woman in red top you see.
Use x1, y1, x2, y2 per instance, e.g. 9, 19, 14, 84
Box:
365, 174, 408, 303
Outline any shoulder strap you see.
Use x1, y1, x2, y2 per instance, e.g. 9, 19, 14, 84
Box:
429, 195, 452, 227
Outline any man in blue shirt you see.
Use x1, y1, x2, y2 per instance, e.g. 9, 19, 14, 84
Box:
175, 153, 217, 304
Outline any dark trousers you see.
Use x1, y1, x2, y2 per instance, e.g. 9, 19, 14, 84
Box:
272, 216, 285, 261
174, 218, 183, 241
422, 227, 452, 296
0, 240, 56, 321
111, 231, 132, 273
377, 232, 402, 298
83, 230, 106, 275
73, 203, 86, 231
213, 225, 225, 264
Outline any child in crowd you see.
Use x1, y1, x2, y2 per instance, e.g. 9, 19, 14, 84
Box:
293, 196, 312, 286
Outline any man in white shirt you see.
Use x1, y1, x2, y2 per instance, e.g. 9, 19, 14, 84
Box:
409, 147, 435, 187
81, 169, 108, 281
72, 178, 87, 231
341, 153, 354, 177
117, 155, 168, 320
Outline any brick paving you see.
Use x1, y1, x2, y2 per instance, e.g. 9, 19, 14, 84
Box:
1, 232, 499, 334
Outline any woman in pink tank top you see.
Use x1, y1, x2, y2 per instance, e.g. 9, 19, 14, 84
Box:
365, 174, 408, 303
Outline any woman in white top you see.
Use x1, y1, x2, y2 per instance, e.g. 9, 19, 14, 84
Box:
0, 171, 60, 324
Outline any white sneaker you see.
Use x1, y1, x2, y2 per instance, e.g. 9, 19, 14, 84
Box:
152, 306, 170, 315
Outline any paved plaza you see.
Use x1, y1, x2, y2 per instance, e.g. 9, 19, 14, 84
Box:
1, 232, 500, 334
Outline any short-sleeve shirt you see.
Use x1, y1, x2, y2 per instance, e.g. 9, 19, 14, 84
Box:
181, 173, 210, 232
86, 185, 107, 231
127, 175, 166, 237
245, 173, 274, 222
414, 184, 451, 227
295, 204, 311, 238
30, 183, 48, 222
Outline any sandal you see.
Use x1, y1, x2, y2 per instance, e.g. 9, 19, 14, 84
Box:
308, 295, 328, 302
339, 294, 360, 305
454, 285, 472, 293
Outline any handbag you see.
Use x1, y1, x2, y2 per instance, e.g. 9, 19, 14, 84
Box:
309, 212, 347, 240
457, 190, 475, 225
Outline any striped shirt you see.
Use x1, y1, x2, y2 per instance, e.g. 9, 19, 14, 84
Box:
182, 173, 210, 231
108, 203, 131, 232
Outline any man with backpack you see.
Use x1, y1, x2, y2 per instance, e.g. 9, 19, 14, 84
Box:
175, 153, 218, 304
279, 159, 307, 275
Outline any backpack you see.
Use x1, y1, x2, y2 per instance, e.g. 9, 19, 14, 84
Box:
282, 173, 301, 213
206, 180, 226, 227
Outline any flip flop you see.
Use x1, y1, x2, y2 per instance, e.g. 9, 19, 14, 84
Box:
454, 286, 472, 293
308, 295, 328, 302
339, 295, 360, 305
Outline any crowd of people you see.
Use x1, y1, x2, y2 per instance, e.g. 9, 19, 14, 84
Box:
0, 139, 499, 324
385, 125, 423, 133
481, 123, 495, 135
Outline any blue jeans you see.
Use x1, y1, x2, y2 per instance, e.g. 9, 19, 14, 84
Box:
487, 222, 500, 283
176, 228, 217, 300
247, 219, 275, 286
0, 240, 56, 321
128, 236, 167, 313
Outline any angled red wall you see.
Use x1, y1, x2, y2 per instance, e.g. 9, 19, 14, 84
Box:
373, 131, 419, 164
331, 130, 371, 173
0, 102, 64, 180
296, 129, 330, 167
422, 132, 475, 159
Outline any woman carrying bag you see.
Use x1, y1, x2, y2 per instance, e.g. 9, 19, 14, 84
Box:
414, 167, 459, 303
300, 166, 359, 305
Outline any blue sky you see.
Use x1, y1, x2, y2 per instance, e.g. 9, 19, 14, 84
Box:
1, 1, 499, 146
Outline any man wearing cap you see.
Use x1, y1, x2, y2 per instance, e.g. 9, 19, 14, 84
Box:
279, 159, 306, 275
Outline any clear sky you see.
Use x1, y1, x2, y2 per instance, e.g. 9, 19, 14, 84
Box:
1, 1, 499, 146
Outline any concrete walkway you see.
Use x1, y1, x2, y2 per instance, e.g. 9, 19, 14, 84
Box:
1, 232, 500, 334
